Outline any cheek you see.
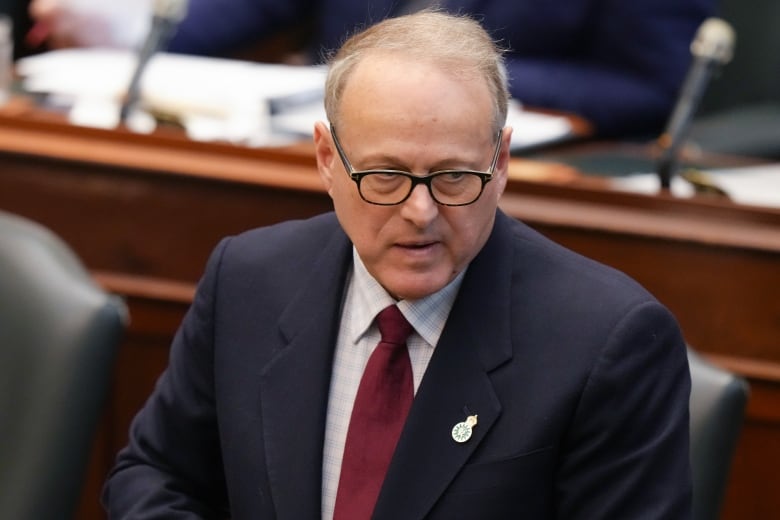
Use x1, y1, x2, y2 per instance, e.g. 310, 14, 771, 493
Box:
331, 184, 389, 247
443, 204, 496, 255
329, 175, 363, 215
482, 179, 504, 206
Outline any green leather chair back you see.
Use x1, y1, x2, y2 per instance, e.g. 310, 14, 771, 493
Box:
0, 211, 127, 520
688, 348, 749, 520
700, 0, 780, 114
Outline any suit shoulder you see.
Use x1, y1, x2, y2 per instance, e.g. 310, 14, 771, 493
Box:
505, 216, 657, 305
198, 212, 347, 288
225, 212, 342, 261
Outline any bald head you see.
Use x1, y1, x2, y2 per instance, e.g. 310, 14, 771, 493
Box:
323, 10, 509, 134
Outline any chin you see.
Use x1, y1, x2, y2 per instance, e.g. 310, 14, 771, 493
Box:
386, 273, 452, 301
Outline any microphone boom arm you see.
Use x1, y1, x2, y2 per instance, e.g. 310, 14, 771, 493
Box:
119, 0, 189, 123
655, 18, 735, 192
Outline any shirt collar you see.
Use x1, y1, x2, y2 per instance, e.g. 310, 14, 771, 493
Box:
350, 247, 466, 348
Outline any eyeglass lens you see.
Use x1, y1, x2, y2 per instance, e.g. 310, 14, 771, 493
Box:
359, 172, 484, 205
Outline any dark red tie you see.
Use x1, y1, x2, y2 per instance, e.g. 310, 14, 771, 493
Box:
333, 305, 414, 520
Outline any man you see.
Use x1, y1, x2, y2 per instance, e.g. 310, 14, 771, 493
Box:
28, 0, 715, 137
103, 11, 692, 519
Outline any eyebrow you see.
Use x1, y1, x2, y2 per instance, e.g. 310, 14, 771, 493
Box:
350, 149, 487, 173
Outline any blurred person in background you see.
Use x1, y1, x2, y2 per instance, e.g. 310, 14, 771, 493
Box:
27, 0, 149, 49
0, 0, 34, 59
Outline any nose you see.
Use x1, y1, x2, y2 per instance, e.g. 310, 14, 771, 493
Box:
399, 183, 439, 228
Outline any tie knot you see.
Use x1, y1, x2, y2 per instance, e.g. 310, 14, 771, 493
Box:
376, 305, 413, 346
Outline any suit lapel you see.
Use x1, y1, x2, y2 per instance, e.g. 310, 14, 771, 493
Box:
254, 211, 518, 519
257, 224, 352, 519
374, 212, 517, 519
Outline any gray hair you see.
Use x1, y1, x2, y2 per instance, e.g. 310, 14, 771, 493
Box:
324, 10, 509, 136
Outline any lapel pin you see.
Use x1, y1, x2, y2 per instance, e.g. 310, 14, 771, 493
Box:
451, 414, 478, 443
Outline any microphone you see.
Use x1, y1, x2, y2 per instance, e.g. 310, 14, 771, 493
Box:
656, 18, 735, 191
119, 0, 189, 123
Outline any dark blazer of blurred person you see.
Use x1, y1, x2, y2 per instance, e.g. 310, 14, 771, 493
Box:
0, 0, 35, 59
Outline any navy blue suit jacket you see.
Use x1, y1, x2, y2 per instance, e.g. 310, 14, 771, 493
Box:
104, 211, 691, 518
167, 0, 714, 137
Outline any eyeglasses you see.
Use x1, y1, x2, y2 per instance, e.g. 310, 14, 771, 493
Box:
330, 125, 503, 206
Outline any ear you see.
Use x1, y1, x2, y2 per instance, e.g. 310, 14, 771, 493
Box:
314, 121, 337, 196
493, 126, 513, 197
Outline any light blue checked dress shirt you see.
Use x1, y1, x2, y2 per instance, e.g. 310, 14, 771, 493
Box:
321, 247, 465, 519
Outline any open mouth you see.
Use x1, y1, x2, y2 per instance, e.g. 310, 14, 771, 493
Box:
399, 241, 437, 249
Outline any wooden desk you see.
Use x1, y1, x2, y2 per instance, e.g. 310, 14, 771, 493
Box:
1, 106, 778, 520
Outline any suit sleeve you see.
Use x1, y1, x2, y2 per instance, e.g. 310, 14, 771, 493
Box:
166, 0, 312, 57
555, 300, 692, 518
102, 238, 232, 519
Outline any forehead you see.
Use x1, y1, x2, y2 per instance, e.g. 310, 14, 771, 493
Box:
336, 51, 495, 141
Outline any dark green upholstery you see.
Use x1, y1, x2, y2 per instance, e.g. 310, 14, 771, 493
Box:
689, 0, 780, 158
688, 348, 749, 520
0, 211, 127, 520
690, 103, 780, 158
698, 0, 780, 115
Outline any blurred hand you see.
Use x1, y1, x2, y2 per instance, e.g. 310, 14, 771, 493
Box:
28, 0, 151, 49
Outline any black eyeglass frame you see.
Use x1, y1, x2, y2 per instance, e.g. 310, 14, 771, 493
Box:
329, 125, 504, 207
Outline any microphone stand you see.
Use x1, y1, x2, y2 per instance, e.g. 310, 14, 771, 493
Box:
655, 18, 735, 193
656, 58, 720, 191
119, 0, 189, 123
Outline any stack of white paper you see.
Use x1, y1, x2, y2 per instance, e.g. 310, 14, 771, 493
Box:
16, 48, 574, 150
611, 163, 780, 208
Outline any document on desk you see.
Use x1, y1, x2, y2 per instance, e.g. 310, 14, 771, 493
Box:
16, 48, 573, 150
611, 163, 780, 208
